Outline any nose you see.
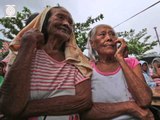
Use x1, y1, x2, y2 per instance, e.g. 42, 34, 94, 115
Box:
62, 19, 70, 27
61, 21, 72, 34
62, 20, 73, 32
105, 35, 113, 42
105, 32, 117, 42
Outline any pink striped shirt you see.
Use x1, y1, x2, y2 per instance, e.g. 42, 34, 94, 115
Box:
29, 49, 87, 120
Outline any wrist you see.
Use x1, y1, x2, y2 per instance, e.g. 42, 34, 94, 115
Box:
19, 41, 36, 55
116, 57, 125, 63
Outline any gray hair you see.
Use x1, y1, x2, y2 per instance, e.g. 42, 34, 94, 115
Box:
85, 24, 114, 61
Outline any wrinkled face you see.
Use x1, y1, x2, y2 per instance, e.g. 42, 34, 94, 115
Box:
91, 25, 117, 56
47, 8, 73, 41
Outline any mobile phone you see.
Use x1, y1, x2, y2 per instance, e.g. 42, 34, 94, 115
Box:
116, 43, 121, 48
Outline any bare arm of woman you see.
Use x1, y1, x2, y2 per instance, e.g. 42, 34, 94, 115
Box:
0, 29, 92, 118
114, 38, 152, 107
80, 101, 154, 120
0, 29, 41, 117
20, 79, 92, 118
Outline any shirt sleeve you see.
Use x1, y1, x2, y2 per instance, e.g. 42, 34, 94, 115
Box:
125, 57, 139, 69
75, 69, 89, 85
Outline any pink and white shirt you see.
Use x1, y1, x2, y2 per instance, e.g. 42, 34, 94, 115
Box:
91, 57, 139, 120
29, 49, 88, 120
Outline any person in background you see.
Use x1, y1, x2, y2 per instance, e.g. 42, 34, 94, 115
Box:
140, 60, 157, 88
81, 24, 153, 120
0, 6, 92, 120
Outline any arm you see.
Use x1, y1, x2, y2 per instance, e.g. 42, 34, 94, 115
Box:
21, 79, 92, 118
0, 29, 44, 117
0, 29, 92, 118
81, 101, 153, 120
120, 61, 152, 106
115, 39, 152, 107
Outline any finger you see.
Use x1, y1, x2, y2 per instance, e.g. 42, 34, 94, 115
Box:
117, 39, 127, 49
115, 38, 126, 46
115, 38, 126, 43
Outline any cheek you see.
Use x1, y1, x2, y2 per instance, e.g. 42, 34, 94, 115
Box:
93, 39, 103, 46
47, 22, 56, 33
92, 42, 101, 52
47, 22, 53, 31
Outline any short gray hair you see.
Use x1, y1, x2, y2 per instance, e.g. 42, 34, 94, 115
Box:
85, 24, 114, 61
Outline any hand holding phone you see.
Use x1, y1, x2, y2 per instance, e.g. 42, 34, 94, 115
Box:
114, 38, 127, 60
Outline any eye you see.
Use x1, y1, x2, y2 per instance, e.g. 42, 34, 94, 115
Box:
98, 32, 106, 36
108, 31, 116, 36
57, 14, 64, 20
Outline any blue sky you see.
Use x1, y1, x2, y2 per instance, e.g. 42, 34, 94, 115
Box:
0, 0, 160, 53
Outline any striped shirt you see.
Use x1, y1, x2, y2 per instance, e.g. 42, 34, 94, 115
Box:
29, 49, 87, 120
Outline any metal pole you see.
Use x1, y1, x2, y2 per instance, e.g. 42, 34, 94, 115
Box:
154, 27, 160, 46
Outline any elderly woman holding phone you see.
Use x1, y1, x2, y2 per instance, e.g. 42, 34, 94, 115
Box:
81, 24, 154, 120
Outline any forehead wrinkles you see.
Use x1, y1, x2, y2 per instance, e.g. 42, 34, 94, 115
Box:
50, 8, 73, 22
90, 25, 114, 40
96, 26, 113, 33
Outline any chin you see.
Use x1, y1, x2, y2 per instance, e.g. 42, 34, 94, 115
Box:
105, 51, 116, 56
55, 33, 70, 41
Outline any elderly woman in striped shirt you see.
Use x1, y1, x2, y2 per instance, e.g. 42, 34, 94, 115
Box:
0, 6, 92, 120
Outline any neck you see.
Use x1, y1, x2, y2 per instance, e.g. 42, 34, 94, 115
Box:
44, 37, 65, 51
98, 56, 117, 64
43, 37, 66, 61
96, 57, 119, 72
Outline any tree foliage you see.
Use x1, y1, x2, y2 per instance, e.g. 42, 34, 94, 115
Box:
117, 28, 157, 59
0, 7, 31, 58
0, 7, 31, 40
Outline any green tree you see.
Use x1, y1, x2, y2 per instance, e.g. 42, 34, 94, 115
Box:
117, 28, 157, 59
0, 7, 31, 58
0, 7, 32, 40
